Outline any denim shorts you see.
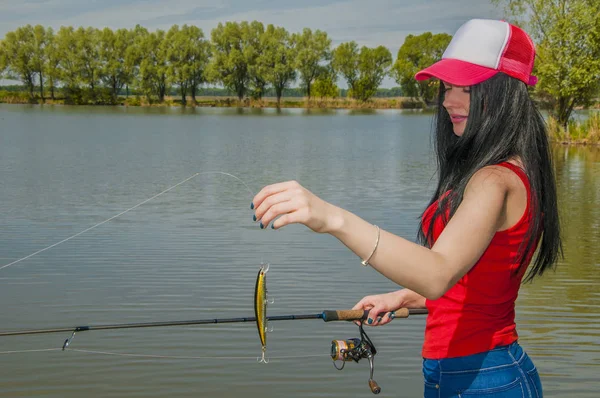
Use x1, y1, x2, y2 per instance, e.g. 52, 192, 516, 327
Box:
422, 342, 542, 397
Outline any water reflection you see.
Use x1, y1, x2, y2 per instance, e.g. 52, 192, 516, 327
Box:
0, 105, 598, 397
515, 145, 600, 393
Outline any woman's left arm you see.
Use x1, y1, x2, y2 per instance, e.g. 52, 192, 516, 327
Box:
252, 167, 509, 300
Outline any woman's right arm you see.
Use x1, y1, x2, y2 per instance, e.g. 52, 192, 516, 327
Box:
352, 288, 427, 326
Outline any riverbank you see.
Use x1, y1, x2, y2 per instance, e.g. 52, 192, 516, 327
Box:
0, 92, 427, 110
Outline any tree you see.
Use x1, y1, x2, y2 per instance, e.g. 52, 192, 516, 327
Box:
332, 42, 359, 93
185, 26, 211, 103
493, 0, 600, 127
44, 27, 60, 100
138, 29, 169, 102
292, 28, 331, 100
245, 21, 267, 100
356, 46, 392, 101
0, 47, 5, 80
56, 26, 80, 92
210, 21, 253, 101
124, 25, 148, 98
333, 42, 392, 101
256, 24, 297, 106
31, 25, 48, 101
390, 32, 451, 104
312, 73, 339, 100
100, 28, 134, 102
2, 26, 37, 99
76, 27, 102, 99
165, 25, 191, 104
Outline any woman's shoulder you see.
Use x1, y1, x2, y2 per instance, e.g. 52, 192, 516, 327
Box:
466, 162, 526, 199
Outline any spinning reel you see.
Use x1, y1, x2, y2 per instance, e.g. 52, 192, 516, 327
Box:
331, 323, 381, 394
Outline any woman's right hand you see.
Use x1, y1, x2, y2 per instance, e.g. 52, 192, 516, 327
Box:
352, 289, 426, 327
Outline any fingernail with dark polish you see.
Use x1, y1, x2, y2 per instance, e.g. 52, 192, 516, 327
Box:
271, 224, 274, 229
253, 214, 257, 222
377, 317, 382, 322
259, 222, 264, 229
367, 318, 373, 325
250, 202, 254, 210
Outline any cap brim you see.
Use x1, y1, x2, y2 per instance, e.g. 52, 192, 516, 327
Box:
415, 59, 498, 86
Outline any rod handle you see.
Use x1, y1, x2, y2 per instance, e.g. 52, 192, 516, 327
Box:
321, 310, 367, 322
394, 308, 410, 318
321, 308, 424, 322
369, 379, 381, 394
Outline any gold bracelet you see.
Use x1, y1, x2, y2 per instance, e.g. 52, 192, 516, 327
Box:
361, 225, 380, 266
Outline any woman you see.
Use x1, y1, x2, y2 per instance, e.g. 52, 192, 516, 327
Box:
251, 19, 561, 397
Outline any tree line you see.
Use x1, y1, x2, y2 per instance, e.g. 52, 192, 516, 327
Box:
1, 0, 598, 126
0, 22, 421, 106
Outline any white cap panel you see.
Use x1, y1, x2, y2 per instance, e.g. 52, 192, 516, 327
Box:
442, 19, 510, 69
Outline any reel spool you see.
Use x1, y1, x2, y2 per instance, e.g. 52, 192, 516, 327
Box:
330, 324, 381, 394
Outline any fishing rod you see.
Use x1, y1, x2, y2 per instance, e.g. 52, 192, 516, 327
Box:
0, 305, 428, 395
1, 262, 429, 395
0, 308, 428, 339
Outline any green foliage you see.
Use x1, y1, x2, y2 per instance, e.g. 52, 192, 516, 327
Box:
100, 27, 134, 100
0, 41, 6, 77
390, 32, 451, 104
548, 112, 600, 144
333, 42, 392, 101
493, 0, 600, 126
1, 25, 37, 98
45, 27, 60, 100
332, 42, 359, 91
356, 46, 392, 101
56, 26, 81, 90
210, 21, 254, 100
255, 24, 297, 105
6, 16, 594, 117
31, 25, 48, 100
245, 21, 268, 100
165, 24, 210, 104
312, 75, 339, 99
76, 27, 103, 97
137, 28, 169, 102
292, 28, 331, 99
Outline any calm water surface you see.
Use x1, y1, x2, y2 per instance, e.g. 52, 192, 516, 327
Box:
0, 104, 598, 397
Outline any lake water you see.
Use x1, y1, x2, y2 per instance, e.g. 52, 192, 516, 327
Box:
0, 104, 598, 397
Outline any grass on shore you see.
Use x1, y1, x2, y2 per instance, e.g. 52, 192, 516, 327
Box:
548, 112, 600, 145
0, 91, 426, 110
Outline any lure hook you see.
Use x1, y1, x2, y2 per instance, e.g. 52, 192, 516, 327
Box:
257, 348, 269, 364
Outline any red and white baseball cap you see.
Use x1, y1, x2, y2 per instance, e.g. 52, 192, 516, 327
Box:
415, 19, 537, 86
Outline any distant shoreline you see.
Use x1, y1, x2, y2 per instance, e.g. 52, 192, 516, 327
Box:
0, 94, 427, 110
2, 95, 598, 145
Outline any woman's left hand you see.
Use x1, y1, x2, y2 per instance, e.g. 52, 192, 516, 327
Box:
251, 181, 339, 232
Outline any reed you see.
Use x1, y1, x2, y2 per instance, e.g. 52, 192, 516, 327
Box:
548, 112, 600, 145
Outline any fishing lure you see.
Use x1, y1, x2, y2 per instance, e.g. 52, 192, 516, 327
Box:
254, 263, 269, 363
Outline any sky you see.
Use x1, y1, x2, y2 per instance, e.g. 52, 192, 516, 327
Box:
0, 0, 507, 88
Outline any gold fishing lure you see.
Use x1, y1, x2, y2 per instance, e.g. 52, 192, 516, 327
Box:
254, 263, 269, 363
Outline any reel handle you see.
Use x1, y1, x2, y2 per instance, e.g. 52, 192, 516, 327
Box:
368, 379, 381, 395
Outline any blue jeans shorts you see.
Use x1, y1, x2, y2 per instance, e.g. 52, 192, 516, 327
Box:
423, 342, 542, 397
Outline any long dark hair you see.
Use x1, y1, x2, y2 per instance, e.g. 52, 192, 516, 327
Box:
417, 73, 562, 282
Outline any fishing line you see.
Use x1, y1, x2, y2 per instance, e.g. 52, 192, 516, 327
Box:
66, 348, 330, 360
0, 347, 411, 361
0, 348, 62, 354
0, 347, 330, 359
0, 171, 255, 272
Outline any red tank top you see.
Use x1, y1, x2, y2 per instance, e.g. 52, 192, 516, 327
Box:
421, 162, 534, 359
